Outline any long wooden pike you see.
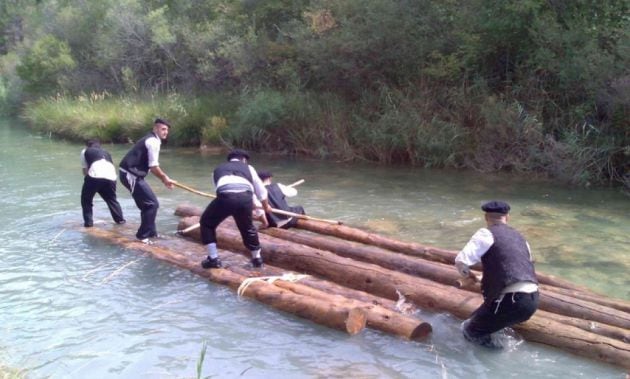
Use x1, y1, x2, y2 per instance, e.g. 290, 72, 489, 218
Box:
172, 180, 342, 226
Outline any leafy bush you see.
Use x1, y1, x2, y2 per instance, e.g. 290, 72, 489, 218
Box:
16, 35, 76, 94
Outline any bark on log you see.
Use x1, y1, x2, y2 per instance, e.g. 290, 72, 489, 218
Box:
540, 310, 630, 343
228, 265, 431, 341
83, 225, 366, 335
177, 215, 630, 369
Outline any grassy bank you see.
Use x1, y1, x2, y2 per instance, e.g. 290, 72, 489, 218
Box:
21, 91, 628, 190
21, 92, 239, 146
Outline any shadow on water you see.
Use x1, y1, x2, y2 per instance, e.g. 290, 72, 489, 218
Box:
0, 118, 628, 378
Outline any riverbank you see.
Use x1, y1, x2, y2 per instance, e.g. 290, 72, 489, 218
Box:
19, 92, 629, 192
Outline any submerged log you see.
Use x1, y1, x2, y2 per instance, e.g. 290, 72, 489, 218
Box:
83, 225, 367, 335
177, 216, 630, 369
259, 226, 630, 331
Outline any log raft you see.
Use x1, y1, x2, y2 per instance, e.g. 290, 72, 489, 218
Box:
83, 223, 431, 340
174, 209, 630, 370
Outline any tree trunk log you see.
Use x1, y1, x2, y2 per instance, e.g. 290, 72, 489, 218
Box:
176, 215, 630, 369
258, 226, 630, 331
83, 224, 366, 335
228, 265, 431, 341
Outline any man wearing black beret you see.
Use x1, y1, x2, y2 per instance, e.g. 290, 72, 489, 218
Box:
199, 149, 272, 269
455, 200, 539, 348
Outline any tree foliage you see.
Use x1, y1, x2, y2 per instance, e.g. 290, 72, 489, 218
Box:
2, 0, 629, 187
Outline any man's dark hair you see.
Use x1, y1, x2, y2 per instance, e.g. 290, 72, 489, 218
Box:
154, 118, 171, 128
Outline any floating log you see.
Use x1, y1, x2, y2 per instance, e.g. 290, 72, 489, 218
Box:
228, 264, 431, 341
83, 225, 367, 335
177, 215, 630, 369
258, 226, 630, 331
540, 310, 630, 343
84, 222, 434, 341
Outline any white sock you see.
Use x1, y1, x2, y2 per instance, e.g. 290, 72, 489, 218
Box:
206, 243, 218, 259
251, 248, 261, 259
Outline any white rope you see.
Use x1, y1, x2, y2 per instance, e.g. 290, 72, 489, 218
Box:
237, 273, 310, 297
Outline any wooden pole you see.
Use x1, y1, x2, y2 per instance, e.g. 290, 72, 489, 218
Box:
172, 181, 341, 225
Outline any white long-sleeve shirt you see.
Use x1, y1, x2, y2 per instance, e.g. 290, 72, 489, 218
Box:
455, 227, 538, 294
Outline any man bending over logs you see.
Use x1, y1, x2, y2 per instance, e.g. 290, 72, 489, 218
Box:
200, 149, 272, 269
256, 170, 305, 229
80, 139, 125, 227
455, 200, 539, 348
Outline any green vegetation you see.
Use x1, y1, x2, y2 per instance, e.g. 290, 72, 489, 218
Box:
1, 0, 628, 189
0, 364, 26, 379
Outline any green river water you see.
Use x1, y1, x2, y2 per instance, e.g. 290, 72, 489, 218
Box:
0, 117, 628, 378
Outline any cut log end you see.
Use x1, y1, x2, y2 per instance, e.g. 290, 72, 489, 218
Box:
409, 322, 433, 341
346, 308, 368, 335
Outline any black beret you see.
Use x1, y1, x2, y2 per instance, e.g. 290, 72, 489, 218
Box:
227, 148, 250, 161
154, 118, 171, 128
481, 200, 511, 214
86, 138, 100, 148
258, 170, 273, 180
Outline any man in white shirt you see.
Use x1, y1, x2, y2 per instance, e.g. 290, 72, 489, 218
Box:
119, 118, 174, 241
80, 139, 125, 227
200, 149, 272, 269
455, 200, 539, 348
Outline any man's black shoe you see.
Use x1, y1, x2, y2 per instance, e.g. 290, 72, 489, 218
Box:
251, 257, 264, 268
201, 257, 222, 269
116, 220, 126, 225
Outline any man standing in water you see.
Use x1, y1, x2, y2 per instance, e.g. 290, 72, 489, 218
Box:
199, 149, 272, 269
119, 118, 174, 242
80, 139, 125, 227
455, 200, 539, 348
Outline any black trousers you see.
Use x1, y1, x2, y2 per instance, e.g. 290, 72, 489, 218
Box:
200, 192, 260, 251
81, 177, 124, 226
120, 172, 159, 239
464, 291, 539, 341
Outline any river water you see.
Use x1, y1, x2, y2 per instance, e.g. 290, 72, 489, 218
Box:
0, 117, 628, 378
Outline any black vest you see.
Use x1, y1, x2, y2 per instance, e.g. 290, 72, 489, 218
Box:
84, 147, 113, 168
119, 132, 156, 177
213, 161, 253, 185
265, 183, 291, 226
481, 224, 537, 301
